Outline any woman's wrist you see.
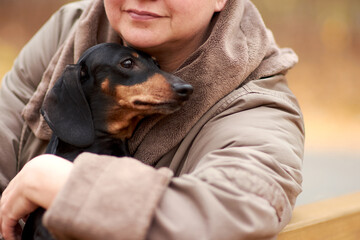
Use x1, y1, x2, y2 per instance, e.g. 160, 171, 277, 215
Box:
22, 154, 73, 209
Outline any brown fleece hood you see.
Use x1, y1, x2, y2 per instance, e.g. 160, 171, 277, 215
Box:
22, 0, 298, 165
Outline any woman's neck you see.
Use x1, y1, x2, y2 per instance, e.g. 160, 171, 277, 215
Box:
153, 47, 193, 73
127, 26, 210, 73
158, 36, 208, 72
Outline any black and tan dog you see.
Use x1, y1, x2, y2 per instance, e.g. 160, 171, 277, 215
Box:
21, 43, 193, 240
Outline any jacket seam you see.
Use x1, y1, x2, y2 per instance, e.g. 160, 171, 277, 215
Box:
212, 81, 302, 120
195, 165, 287, 222
246, 80, 301, 111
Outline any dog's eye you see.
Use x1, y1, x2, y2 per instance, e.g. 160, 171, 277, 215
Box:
120, 59, 134, 69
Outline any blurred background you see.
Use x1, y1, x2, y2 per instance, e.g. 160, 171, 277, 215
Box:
0, 0, 359, 205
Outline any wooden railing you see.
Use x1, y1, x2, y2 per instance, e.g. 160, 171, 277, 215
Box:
278, 192, 360, 240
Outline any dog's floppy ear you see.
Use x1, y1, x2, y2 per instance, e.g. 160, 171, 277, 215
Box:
41, 64, 95, 147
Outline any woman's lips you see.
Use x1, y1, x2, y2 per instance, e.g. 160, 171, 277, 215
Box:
126, 9, 162, 20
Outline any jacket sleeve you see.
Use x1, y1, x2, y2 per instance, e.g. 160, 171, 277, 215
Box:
0, 2, 85, 192
43, 75, 304, 240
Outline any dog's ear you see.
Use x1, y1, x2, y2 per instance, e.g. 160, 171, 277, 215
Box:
41, 64, 95, 147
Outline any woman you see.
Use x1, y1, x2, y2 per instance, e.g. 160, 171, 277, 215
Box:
0, 0, 304, 239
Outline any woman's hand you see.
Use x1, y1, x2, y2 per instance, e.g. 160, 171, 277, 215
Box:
0, 154, 73, 240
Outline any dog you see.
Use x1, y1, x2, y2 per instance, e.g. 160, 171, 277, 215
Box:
21, 43, 193, 240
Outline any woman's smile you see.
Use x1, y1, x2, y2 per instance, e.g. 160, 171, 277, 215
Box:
125, 9, 163, 21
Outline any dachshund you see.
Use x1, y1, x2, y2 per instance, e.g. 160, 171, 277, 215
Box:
21, 43, 193, 240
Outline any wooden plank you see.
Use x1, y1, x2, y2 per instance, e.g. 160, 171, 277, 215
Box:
278, 192, 360, 240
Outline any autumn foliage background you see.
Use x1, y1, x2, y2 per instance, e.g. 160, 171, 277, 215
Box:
0, 0, 359, 205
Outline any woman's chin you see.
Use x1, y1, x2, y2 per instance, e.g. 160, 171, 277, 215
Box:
120, 29, 172, 51
123, 39, 166, 54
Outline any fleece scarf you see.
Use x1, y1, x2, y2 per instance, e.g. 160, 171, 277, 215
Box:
22, 0, 298, 165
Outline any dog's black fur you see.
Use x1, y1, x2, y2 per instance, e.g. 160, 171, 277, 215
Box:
21, 43, 193, 240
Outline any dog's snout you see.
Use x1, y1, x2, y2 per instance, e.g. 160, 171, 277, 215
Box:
172, 83, 193, 100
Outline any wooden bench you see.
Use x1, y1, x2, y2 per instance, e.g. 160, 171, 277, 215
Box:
277, 192, 360, 239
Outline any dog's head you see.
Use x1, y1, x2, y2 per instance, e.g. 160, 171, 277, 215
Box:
41, 43, 193, 147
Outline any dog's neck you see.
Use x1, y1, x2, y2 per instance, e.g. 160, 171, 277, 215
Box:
94, 111, 145, 141
52, 135, 130, 162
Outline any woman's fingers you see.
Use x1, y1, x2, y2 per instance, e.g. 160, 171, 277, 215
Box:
0, 175, 37, 240
1, 217, 21, 240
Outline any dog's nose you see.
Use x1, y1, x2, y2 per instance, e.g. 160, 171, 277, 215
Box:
172, 83, 193, 100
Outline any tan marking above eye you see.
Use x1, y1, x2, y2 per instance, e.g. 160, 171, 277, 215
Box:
131, 52, 139, 58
